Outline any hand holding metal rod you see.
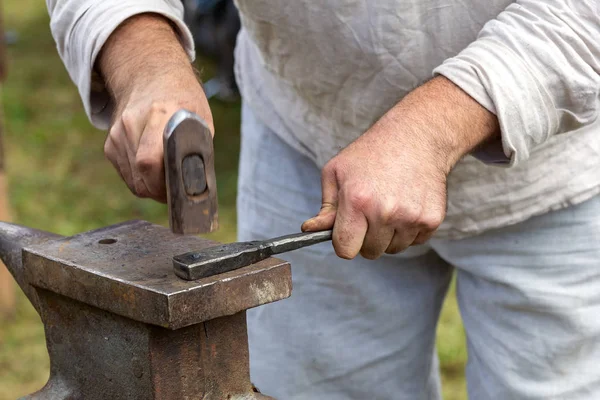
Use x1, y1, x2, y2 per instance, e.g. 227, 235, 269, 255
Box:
173, 230, 333, 280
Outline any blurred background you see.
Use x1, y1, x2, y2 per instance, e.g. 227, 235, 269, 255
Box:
0, 0, 468, 398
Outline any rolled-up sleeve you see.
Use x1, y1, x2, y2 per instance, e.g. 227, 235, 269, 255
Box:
46, 0, 195, 129
434, 0, 600, 166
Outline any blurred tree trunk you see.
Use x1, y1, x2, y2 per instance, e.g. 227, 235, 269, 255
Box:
0, 0, 15, 319
0, 0, 4, 82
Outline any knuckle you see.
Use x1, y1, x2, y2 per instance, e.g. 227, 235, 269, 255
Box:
104, 138, 119, 166
323, 157, 339, 170
103, 138, 113, 157
378, 200, 397, 224
322, 160, 338, 179
346, 188, 373, 211
108, 125, 119, 140
420, 209, 445, 231
325, 157, 348, 180
120, 110, 137, 133
360, 249, 381, 260
399, 206, 422, 226
135, 153, 159, 176
150, 101, 168, 115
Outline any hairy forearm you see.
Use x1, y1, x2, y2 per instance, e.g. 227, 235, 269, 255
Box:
97, 13, 199, 106
387, 76, 500, 173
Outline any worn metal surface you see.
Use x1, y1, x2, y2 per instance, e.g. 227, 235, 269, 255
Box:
174, 229, 332, 280
36, 291, 264, 400
164, 109, 218, 234
0, 220, 288, 399
181, 154, 207, 195
23, 220, 291, 329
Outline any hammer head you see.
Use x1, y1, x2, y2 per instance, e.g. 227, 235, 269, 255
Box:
164, 109, 218, 234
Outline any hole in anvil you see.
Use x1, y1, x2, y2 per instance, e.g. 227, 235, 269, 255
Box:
98, 238, 117, 245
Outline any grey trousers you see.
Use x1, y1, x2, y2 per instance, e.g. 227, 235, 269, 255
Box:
237, 104, 600, 399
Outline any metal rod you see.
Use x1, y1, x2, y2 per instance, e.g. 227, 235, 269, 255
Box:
173, 230, 332, 281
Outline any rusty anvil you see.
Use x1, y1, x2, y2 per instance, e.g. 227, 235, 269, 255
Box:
0, 220, 290, 399
0, 110, 291, 399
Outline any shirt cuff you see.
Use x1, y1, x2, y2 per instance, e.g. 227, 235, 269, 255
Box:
57, 0, 195, 130
433, 38, 558, 167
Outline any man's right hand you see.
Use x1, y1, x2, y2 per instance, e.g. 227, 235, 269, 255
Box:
98, 14, 213, 203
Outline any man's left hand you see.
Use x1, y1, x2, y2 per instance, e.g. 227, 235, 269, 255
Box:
302, 77, 500, 259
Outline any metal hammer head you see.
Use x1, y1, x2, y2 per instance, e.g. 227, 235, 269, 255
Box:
164, 109, 218, 234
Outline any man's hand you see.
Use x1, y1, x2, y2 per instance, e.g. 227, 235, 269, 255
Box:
98, 14, 213, 202
302, 77, 499, 259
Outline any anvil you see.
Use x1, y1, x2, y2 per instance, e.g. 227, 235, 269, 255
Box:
0, 219, 291, 399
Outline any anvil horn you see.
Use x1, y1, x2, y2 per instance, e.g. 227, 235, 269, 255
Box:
0, 221, 61, 312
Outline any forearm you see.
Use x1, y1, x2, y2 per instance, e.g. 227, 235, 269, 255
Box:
98, 14, 200, 110
47, 0, 194, 129
382, 76, 500, 174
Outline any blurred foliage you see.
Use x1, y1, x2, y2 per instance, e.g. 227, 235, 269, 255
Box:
0, 0, 467, 398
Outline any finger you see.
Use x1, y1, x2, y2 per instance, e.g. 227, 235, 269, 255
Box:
105, 126, 136, 195
121, 108, 147, 153
385, 228, 419, 254
301, 204, 336, 232
320, 161, 339, 208
360, 224, 395, 260
412, 201, 445, 245
122, 130, 153, 198
301, 162, 339, 232
413, 229, 435, 245
135, 109, 170, 202
104, 135, 124, 181
332, 187, 368, 260
120, 107, 157, 199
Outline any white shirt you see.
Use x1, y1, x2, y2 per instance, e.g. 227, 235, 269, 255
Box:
47, 0, 600, 239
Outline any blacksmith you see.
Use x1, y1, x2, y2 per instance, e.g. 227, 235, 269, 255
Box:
47, 1, 600, 398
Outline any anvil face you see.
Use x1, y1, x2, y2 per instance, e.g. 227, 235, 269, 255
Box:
22, 220, 291, 329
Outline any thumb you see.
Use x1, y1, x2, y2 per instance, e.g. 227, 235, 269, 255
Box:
302, 163, 339, 232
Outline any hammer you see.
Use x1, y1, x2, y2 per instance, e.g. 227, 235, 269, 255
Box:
164, 109, 218, 234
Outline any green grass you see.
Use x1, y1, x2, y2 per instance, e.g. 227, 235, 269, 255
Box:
0, 1, 467, 398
